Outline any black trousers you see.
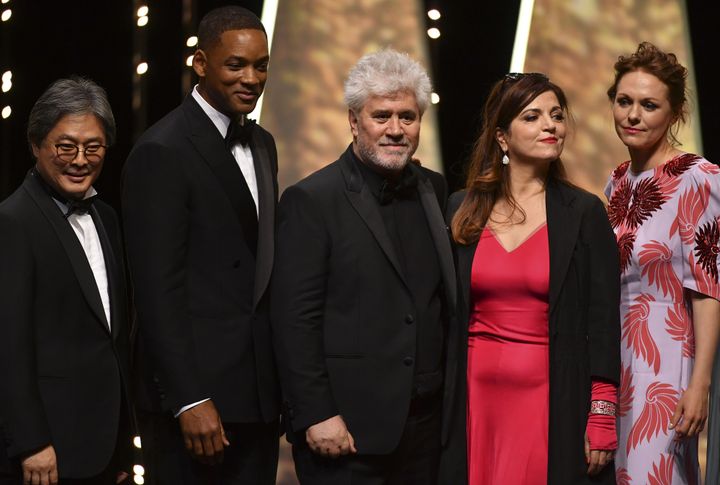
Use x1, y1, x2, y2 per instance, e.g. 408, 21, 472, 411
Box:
137, 410, 279, 485
292, 395, 442, 485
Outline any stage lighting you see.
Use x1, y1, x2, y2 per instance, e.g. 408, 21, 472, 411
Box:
137, 16, 148, 27
431, 92, 440, 105
186, 55, 194, 67
133, 436, 142, 448
1, 106, 11, 119
427, 9, 441, 20
0, 0, 9, 5
133, 465, 145, 476
427, 28, 440, 39
137, 6, 148, 17
136, 62, 148, 75
1, 9, 11, 21
133, 475, 144, 485
1, 71, 11, 91
186, 36, 198, 47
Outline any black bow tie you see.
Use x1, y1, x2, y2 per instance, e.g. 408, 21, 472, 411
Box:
64, 196, 97, 218
378, 171, 418, 205
30, 168, 97, 218
225, 118, 256, 148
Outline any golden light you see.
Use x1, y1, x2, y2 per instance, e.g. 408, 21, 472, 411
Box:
427, 27, 441, 39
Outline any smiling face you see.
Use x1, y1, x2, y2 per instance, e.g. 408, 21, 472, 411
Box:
612, 70, 675, 152
496, 90, 566, 165
32, 113, 106, 200
193, 29, 269, 118
349, 91, 421, 173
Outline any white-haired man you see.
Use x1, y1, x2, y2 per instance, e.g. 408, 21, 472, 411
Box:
271, 49, 458, 484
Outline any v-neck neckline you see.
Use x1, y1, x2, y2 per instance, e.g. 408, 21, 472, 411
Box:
486, 222, 547, 254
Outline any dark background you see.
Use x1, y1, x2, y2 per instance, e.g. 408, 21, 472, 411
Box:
1, 0, 718, 211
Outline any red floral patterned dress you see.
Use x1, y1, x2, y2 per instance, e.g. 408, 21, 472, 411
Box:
605, 153, 720, 485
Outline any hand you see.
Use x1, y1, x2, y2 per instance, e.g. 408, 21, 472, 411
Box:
670, 384, 709, 438
178, 399, 229, 465
21, 445, 58, 485
305, 415, 357, 458
584, 433, 613, 476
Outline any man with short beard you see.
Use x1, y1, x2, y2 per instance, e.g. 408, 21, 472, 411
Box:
271, 49, 457, 485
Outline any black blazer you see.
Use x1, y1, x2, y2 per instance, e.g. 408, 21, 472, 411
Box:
439, 179, 620, 485
0, 172, 132, 478
271, 146, 458, 454
122, 95, 279, 423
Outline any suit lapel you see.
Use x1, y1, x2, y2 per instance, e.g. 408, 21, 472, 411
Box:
249, 129, 275, 308
183, 97, 258, 234
413, 166, 457, 308
339, 149, 408, 286
546, 180, 580, 322
91, 206, 121, 339
24, 174, 110, 333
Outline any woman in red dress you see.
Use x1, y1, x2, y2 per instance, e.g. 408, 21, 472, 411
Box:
439, 74, 621, 484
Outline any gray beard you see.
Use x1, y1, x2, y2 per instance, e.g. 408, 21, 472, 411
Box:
356, 141, 410, 172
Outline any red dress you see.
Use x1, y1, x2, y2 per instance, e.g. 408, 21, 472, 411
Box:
467, 224, 550, 484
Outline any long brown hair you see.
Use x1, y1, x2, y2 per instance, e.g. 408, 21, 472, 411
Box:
451, 74, 569, 245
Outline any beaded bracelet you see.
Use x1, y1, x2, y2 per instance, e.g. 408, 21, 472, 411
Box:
590, 400, 617, 416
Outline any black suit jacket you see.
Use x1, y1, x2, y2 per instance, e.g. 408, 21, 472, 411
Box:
122, 95, 279, 423
439, 179, 620, 485
271, 146, 458, 454
0, 172, 132, 478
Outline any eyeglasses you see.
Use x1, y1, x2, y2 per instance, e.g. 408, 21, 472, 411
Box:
54, 143, 107, 163
502, 72, 549, 86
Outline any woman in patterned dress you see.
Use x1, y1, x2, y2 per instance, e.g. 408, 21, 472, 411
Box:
605, 42, 720, 484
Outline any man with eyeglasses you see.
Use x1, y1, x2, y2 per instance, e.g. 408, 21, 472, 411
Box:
0, 77, 133, 485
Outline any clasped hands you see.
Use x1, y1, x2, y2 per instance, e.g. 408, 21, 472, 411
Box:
306, 415, 357, 458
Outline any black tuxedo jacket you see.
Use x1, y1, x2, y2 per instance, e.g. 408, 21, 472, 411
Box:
439, 179, 620, 485
0, 172, 132, 478
271, 146, 458, 454
122, 95, 279, 423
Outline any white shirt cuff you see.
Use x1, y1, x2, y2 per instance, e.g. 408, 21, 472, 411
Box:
174, 398, 211, 418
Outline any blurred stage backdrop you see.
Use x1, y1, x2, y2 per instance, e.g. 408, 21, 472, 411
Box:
1, 0, 719, 484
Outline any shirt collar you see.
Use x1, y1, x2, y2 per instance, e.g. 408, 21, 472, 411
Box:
191, 85, 230, 139
52, 186, 98, 214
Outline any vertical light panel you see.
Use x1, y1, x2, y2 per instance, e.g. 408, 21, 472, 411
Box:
509, 0, 535, 72
250, 0, 280, 123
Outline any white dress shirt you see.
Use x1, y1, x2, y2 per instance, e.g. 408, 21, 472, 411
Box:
54, 188, 111, 329
191, 85, 259, 217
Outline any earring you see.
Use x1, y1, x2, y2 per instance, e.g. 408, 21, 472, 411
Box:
502, 153, 510, 165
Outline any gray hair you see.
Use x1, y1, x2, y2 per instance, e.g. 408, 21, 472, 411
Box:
27, 77, 116, 149
344, 49, 432, 115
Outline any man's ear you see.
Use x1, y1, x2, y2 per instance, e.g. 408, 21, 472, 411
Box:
348, 110, 359, 138
495, 128, 509, 153
31, 143, 40, 159
192, 49, 207, 78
